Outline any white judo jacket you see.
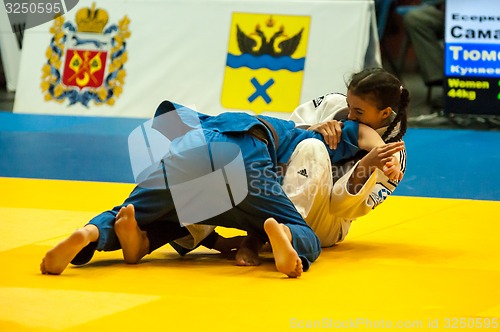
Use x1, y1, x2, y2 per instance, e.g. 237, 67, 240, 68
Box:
285, 93, 407, 247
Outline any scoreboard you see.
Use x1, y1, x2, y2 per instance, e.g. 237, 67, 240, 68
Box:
444, 0, 500, 116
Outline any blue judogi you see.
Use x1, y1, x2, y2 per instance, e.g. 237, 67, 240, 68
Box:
75, 101, 360, 271
197, 111, 359, 172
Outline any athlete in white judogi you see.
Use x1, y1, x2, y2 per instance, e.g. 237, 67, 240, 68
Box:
234, 67, 409, 264
118, 67, 409, 266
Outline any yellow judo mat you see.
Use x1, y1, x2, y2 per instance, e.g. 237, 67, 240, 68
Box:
1, 177, 499, 331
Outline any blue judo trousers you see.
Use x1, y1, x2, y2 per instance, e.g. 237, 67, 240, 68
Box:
74, 101, 360, 271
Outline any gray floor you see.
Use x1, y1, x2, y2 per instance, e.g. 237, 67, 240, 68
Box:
398, 71, 500, 131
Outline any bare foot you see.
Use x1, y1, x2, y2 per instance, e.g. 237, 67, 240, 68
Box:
235, 235, 263, 266
40, 224, 98, 275
115, 204, 149, 264
264, 218, 303, 278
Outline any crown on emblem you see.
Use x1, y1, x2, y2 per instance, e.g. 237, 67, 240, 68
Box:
75, 2, 108, 33
265, 16, 275, 28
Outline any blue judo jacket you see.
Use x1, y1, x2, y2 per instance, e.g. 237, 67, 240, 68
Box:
197, 111, 360, 168
153, 100, 361, 178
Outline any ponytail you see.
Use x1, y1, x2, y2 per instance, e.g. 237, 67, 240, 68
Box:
382, 87, 409, 143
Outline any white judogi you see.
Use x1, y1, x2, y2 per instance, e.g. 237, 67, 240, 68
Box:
285, 93, 406, 247
174, 92, 406, 250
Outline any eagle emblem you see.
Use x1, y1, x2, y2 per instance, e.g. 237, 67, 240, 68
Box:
221, 14, 310, 114
236, 22, 303, 57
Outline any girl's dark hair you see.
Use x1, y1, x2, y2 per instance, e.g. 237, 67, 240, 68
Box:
347, 67, 410, 142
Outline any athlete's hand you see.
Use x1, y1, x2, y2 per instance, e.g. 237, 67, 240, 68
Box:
360, 142, 404, 179
383, 156, 404, 181
308, 120, 343, 150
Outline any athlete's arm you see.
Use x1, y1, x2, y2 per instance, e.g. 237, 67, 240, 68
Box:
347, 142, 404, 194
308, 120, 343, 150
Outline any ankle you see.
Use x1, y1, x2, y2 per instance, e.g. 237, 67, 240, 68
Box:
82, 224, 99, 242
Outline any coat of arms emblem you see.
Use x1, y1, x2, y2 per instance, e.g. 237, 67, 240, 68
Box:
41, 3, 130, 107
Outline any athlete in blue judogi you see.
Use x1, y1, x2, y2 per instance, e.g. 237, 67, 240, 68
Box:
40, 100, 382, 278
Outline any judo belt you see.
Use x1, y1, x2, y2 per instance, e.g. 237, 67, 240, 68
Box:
247, 119, 280, 149
255, 118, 287, 178
247, 125, 269, 146
257, 118, 279, 150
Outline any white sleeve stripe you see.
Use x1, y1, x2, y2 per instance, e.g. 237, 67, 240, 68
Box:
399, 148, 407, 174
368, 194, 378, 209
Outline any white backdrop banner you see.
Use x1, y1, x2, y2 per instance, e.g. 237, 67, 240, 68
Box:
13, 0, 379, 118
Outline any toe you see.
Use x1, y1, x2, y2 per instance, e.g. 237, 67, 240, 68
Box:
40, 259, 47, 274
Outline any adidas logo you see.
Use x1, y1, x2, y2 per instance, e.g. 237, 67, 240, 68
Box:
297, 169, 308, 178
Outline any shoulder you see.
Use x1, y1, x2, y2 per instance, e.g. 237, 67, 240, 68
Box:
310, 93, 346, 109
316, 93, 349, 120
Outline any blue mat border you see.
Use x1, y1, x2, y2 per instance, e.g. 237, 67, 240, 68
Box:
1, 113, 499, 201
